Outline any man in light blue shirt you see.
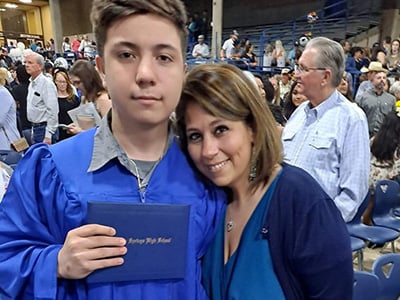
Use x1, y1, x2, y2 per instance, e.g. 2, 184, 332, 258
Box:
282, 37, 370, 222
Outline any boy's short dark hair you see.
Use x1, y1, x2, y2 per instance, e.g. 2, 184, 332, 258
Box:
91, 0, 188, 58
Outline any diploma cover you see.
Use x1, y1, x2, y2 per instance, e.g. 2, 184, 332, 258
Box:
86, 202, 190, 283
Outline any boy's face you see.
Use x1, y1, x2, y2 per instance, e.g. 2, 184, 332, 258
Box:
97, 14, 186, 127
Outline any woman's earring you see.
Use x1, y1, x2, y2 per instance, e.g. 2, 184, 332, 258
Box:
248, 148, 257, 182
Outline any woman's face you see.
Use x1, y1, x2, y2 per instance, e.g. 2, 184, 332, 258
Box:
376, 51, 386, 64
291, 86, 307, 106
184, 102, 254, 190
54, 73, 68, 93
254, 77, 266, 99
337, 78, 349, 96
391, 40, 399, 54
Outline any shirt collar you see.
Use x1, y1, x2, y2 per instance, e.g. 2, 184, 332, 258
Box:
304, 90, 339, 119
30, 72, 43, 85
88, 110, 175, 172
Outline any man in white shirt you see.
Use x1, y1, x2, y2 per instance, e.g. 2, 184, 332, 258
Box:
220, 30, 239, 60
282, 37, 370, 222
192, 35, 209, 59
25, 52, 59, 144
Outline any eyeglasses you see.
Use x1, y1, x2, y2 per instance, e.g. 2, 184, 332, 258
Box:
55, 80, 67, 85
294, 64, 327, 73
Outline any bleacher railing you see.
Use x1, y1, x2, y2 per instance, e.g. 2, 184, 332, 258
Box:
257, 0, 381, 69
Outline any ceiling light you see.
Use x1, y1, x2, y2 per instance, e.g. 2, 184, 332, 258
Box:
5, 3, 18, 8
20, 0, 32, 3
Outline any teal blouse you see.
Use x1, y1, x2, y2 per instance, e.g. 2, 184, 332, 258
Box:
202, 173, 285, 299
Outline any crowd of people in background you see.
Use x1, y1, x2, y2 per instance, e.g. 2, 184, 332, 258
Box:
1, 28, 400, 187
0, 0, 398, 272
0, 0, 400, 298
0, 34, 109, 160
185, 17, 400, 228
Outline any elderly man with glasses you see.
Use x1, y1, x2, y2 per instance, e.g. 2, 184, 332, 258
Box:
282, 37, 370, 223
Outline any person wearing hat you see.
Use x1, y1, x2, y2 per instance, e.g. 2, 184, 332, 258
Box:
191, 34, 209, 59
357, 67, 395, 136
220, 30, 239, 60
355, 61, 387, 102
279, 68, 293, 98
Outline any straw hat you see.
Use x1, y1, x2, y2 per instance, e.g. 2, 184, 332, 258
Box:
360, 61, 388, 73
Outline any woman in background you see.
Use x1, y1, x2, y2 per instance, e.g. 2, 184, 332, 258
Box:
387, 39, 399, 72
337, 71, 354, 101
263, 43, 273, 72
370, 111, 400, 189
62, 37, 72, 53
175, 63, 353, 299
282, 81, 307, 119
11, 64, 32, 143
272, 39, 287, 68
268, 76, 281, 106
363, 111, 400, 224
53, 69, 79, 141
371, 47, 389, 70
241, 43, 258, 69
0, 68, 21, 150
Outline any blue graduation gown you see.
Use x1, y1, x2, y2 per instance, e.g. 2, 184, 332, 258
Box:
0, 129, 225, 299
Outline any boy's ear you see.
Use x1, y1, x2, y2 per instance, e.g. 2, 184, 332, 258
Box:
95, 56, 107, 89
95, 56, 105, 75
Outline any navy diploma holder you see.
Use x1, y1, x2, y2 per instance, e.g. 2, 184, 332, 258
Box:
86, 201, 190, 283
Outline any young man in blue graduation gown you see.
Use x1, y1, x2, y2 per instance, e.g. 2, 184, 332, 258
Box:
0, 0, 225, 299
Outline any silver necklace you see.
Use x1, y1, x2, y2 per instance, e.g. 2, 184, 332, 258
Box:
130, 158, 159, 190
226, 219, 234, 232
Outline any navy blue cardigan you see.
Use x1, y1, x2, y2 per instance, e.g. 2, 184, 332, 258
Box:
263, 164, 353, 299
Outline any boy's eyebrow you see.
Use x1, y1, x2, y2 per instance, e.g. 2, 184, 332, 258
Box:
112, 41, 180, 53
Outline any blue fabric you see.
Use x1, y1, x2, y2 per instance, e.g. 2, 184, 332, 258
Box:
202, 164, 353, 300
267, 164, 353, 300
345, 57, 360, 74
0, 129, 225, 299
202, 173, 285, 300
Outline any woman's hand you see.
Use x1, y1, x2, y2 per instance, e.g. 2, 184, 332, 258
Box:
67, 123, 83, 135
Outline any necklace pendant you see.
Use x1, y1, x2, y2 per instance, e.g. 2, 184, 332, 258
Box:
226, 220, 234, 232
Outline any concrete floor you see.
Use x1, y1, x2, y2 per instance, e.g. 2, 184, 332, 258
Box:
354, 238, 400, 272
